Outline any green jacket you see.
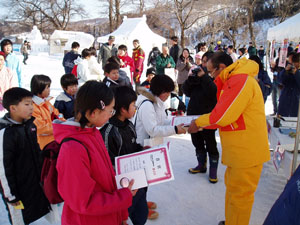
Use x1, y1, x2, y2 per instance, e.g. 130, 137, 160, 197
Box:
156, 54, 176, 75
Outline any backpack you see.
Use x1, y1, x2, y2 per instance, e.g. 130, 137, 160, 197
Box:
71, 65, 78, 78
41, 138, 89, 204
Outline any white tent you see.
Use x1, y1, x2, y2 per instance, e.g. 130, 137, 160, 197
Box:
267, 13, 300, 42
50, 30, 94, 55
97, 15, 166, 79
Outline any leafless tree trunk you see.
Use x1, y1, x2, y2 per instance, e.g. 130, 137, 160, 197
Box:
109, 0, 114, 32
115, 0, 121, 29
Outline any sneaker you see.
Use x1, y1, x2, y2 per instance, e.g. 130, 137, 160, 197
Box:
147, 201, 157, 209
188, 165, 207, 174
148, 209, 159, 220
218, 221, 225, 225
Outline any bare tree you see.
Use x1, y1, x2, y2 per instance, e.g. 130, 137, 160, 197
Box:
115, 0, 122, 28
172, 0, 226, 48
3, 0, 86, 30
273, 0, 300, 22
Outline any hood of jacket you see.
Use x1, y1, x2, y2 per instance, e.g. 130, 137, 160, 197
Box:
136, 87, 157, 105
219, 58, 259, 84
53, 118, 97, 144
0, 114, 35, 130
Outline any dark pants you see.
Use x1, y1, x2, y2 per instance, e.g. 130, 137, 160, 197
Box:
23, 53, 28, 64
129, 188, 148, 225
178, 84, 183, 96
191, 129, 219, 158
272, 81, 279, 114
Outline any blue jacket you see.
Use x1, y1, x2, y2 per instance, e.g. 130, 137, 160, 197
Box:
257, 70, 272, 102
5, 53, 22, 87
278, 69, 300, 117
263, 165, 300, 225
62, 50, 81, 74
54, 92, 75, 119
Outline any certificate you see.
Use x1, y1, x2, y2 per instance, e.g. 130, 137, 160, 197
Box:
171, 115, 200, 126
115, 145, 174, 186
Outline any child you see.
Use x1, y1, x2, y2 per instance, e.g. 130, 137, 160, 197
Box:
31, 74, 63, 150
100, 86, 148, 225
88, 47, 103, 81
117, 44, 135, 76
76, 48, 92, 84
107, 56, 132, 87
0, 87, 50, 224
53, 81, 135, 225
182, 51, 219, 183
62, 41, 80, 74
103, 62, 120, 88
54, 74, 78, 119
141, 67, 155, 89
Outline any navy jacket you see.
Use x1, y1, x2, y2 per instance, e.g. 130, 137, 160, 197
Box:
62, 50, 81, 74
263, 165, 300, 225
54, 92, 75, 119
258, 70, 272, 102
278, 69, 300, 117
100, 117, 143, 166
0, 115, 50, 224
182, 72, 217, 116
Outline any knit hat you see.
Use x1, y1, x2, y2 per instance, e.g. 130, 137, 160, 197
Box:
195, 53, 202, 59
217, 41, 222, 45
146, 67, 156, 76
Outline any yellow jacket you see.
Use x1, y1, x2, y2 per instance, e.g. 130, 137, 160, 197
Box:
195, 58, 270, 168
32, 96, 61, 150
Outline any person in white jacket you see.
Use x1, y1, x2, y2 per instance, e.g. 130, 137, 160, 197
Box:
134, 75, 186, 146
88, 47, 103, 81
76, 48, 92, 85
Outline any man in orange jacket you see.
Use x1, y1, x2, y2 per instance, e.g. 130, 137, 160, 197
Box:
132, 39, 145, 86
189, 52, 270, 225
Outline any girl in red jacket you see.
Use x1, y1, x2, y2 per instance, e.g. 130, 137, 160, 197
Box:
53, 81, 136, 225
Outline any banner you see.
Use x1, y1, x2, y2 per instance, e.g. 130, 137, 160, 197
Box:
278, 38, 289, 68
270, 40, 275, 64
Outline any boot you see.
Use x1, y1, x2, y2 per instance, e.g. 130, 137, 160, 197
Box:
209, 157, 219, 183
218, 221, 225, 225
189, 153, 207, 174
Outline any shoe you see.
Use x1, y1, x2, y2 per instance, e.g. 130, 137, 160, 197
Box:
147, 201, 157, 209
218, 221, 225, 225
148, 209, 159, 220
188, 153, 207, 174
188, 165, 207, 174
209, 157, 219, 184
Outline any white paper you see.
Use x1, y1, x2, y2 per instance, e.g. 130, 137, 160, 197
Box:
171, 115, 200, 126
115, 169, 148, 190
144, 137, 164, 147
115, 145, 174, 186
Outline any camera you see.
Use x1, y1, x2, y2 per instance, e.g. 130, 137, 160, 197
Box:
191, 66, 202, 76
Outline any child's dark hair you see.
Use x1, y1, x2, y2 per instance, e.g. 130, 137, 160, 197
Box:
89, 47, 97, 56
61, 74, 78, 89
71, 42, 80, 49
30, 74, 51, 95
118, 45, 127, 51
81, 48, 91, 59
107, 56, 121, 65
113, 86, 137, 116
238, 48, 245, 55
133, 39, 139, 44
1, 39, 13, 52
75, 81, 114, 128
150, 75, 175, 96
104, 62, 120, 74
202, 51, 214, 61
3, 87, 33, 111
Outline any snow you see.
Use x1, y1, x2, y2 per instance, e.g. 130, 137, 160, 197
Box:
267, 12, 300, 43
0, 53, 286, 225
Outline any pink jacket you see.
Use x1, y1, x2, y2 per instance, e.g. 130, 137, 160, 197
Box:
0, 66, 17, 113
53, 120, 132, 225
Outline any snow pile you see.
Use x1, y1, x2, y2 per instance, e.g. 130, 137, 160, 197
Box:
25, 26, 49, 55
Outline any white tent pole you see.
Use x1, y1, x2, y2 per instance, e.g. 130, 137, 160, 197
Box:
292, 99, 300, 174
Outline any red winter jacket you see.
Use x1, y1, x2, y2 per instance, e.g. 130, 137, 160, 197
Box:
118, 53, 135, 74
53, 120, 132, 225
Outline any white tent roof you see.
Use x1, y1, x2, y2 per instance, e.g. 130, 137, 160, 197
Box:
97, 15, 166, 52
267, 13, 300, 42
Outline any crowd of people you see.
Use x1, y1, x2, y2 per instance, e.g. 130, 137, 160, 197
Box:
0, 34, 300, 225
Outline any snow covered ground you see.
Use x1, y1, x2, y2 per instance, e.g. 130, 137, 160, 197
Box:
0, 53, 287, 225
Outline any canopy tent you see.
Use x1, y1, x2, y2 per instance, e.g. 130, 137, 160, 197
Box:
267, 13, 300, 42
97, 15, 166, 79
50, 30, 94, 55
